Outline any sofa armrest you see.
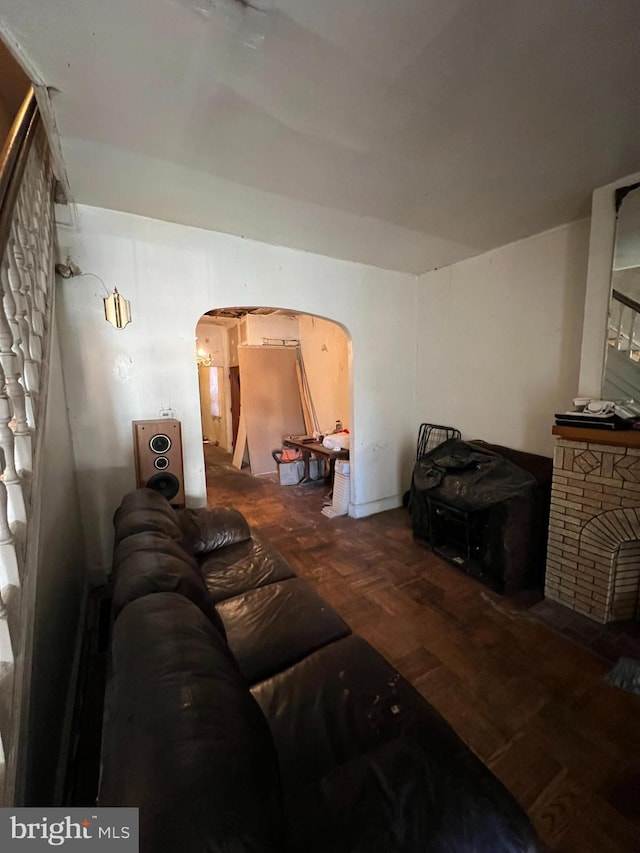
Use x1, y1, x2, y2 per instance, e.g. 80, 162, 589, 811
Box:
177, 507, 251, 556
100, 593, 284, 852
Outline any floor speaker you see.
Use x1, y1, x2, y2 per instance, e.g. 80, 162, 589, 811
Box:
132, 419, 185, 507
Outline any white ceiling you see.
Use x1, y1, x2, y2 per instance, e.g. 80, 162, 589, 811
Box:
1, 0, 640, 273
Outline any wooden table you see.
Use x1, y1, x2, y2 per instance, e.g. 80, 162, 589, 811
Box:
282, 436, 349, 485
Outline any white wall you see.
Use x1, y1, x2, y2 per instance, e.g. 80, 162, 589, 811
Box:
196, 318, 226, 364
299, 314, 350, 434
416, 220, 590, 457
57, 205, 417, 577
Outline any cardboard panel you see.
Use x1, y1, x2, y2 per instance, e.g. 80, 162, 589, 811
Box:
238, 347, 305, 475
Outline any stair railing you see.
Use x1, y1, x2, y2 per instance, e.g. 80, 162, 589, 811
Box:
608, 288, 640, 363
0, 86, 56, 806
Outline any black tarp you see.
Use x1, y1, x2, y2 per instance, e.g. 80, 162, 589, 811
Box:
411, 438, 535, 512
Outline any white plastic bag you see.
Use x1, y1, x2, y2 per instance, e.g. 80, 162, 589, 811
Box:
322, 431, 350, 451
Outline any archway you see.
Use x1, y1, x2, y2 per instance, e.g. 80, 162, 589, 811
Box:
194, 307, 352, 505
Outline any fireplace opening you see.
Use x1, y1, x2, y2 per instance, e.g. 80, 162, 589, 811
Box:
574, 506, 640, 623
612, 539, 640, 621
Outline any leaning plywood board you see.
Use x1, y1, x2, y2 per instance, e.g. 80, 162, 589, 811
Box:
295, 358, 315, 436
231, 412, 247, 470
238, 346, 305, 476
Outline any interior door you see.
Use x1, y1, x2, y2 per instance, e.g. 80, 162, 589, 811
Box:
229, 365, 240, 449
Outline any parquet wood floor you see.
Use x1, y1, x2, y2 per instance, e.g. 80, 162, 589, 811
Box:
205, 447, 640, 852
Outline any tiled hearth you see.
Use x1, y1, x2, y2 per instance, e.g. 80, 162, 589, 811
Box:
546, 432, 640, 623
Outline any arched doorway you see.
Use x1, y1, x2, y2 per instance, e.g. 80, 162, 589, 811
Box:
195, 306, 352, 499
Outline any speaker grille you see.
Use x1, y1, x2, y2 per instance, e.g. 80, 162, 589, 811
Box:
146, 472, 180, 501
149, 434, 171, 454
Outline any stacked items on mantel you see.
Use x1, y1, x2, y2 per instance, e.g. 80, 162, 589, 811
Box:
555, 397, 640, 431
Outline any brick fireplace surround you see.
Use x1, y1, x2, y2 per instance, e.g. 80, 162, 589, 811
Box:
546, 427, 640, 623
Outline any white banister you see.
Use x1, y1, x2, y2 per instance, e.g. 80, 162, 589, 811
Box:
0, 454, 21, 597
9, 223, 39, 420
15, 210, 45, 364
0, 362, 25, 530
0, 94, 54, 806
0, 256, 31, 472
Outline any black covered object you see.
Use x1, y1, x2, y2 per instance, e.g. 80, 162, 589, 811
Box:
100, 488, 542, 853
412, 439, 535, 511
410, 439, 550, 593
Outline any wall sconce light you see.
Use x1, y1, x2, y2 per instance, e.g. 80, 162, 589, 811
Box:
104, 289, 132, 329
55, 256, 132, 330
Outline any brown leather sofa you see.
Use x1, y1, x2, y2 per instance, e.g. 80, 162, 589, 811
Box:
99, 488, 542, 852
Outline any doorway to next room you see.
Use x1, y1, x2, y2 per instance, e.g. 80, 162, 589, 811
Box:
195, 307, 352, 510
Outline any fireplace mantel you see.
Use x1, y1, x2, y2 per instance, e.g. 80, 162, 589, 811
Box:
552, 425, 640, 448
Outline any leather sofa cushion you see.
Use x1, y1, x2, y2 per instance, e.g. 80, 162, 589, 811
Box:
115, 487, 181, 519
113, 488, 184, 541
252, 635, 458, 790
113, 507, 184, 545
100, 593, 284, 853
253, 635, 539, 852
113, 531, 197, 574
112, 548, 226, 637
177, 507, 251, 555
217, 578, 350, 684
200, 531, 296, 603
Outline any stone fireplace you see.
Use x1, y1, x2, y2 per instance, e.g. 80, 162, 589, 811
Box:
546, 428, 640, 623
